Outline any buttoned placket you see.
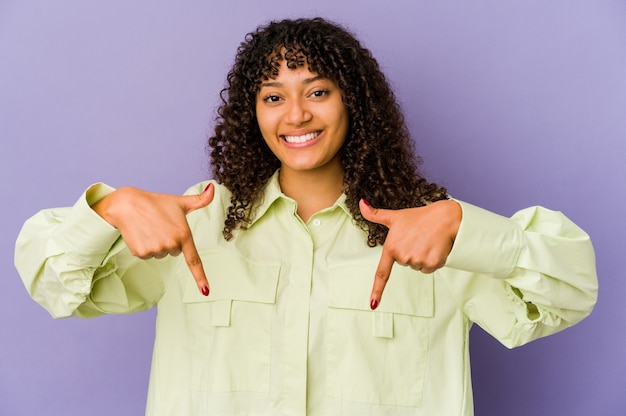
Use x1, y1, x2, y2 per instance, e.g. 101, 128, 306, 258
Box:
278, 202, 339, 415
279, 203, 314, 414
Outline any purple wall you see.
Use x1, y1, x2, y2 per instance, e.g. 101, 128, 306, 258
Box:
1, 1, 624, 415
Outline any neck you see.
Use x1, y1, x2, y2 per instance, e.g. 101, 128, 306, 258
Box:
279, 163, 345, 222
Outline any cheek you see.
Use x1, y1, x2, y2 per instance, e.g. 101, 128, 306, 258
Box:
331, 100, 349, 128
335, 110, 349, 141
255, 100, 269, 126
256, 108, 278, 135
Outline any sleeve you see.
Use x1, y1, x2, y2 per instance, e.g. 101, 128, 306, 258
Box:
14, 184, 174, 319
440, 200, 598, 348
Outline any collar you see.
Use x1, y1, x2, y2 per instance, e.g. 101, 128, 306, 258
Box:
248, 170, 352, 226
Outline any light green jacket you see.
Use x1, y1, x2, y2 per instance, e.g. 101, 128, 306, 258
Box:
15, 172, 598, 415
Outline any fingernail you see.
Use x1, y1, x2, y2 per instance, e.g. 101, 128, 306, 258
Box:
370, 299, 379, 310
204, 183, 212, 192
201, 286, 209, 296
362, 199, 371, 207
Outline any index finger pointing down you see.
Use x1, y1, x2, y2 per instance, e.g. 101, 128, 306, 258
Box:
182, 238, 209, 296
370, 248, 395, 310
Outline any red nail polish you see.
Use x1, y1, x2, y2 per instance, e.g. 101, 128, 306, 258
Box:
362, 199, 371, 207
204, 183, 212, 192
370, 299, 379, 310
201, 286, 209, 296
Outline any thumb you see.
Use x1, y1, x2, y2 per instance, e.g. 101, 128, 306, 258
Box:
183, 183, 215, 214
359, 198, 395, 227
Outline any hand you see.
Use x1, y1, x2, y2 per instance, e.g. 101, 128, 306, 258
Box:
92, 183, 215, 296
359, 199, 462, 309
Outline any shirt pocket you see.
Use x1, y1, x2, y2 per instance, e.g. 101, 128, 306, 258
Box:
326, 262, 433, 407
182, 250, 280, 393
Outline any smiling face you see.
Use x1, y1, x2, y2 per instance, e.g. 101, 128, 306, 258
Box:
255, 61, 349, 178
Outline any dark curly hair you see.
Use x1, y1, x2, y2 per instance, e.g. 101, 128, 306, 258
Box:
208, 17, 448, 246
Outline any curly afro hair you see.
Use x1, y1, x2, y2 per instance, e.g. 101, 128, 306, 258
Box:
208, 17, 448, 246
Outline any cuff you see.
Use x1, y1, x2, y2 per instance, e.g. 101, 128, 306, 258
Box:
444, 200, 523, 278
53, 183, 121, 266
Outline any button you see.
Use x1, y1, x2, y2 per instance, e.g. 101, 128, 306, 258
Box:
312, 219, 321, 226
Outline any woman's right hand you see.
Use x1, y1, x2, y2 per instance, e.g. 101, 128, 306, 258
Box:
92, 183, 215, 296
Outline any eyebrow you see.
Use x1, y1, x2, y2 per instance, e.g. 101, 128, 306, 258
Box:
260, 75, 325, 88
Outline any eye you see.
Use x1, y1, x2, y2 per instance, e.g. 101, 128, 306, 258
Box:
262, 94, 282, 103
310, 89, 329, 98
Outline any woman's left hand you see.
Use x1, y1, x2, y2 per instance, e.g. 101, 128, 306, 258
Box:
359, 199, 462, 309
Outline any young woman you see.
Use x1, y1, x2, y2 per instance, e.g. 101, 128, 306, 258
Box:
15, 17, 597, 415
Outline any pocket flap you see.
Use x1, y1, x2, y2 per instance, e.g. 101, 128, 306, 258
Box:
329, 263, 433, 317
182, 250, 281, 304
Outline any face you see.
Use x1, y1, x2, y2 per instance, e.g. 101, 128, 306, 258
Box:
255, 61, 349, 177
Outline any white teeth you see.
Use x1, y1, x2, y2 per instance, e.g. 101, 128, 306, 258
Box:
283, 131, 320, 144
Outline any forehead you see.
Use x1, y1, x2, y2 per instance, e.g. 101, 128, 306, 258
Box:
257, 48, 335, 90
259, 62, 319, 84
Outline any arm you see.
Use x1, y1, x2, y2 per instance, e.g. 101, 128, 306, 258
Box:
359, 198, 597, 346
15, 184, 139, 318
15, 182, 215, 319
442, 201, 598, 347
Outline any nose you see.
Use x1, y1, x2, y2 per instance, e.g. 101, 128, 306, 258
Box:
285, 98, 312, 126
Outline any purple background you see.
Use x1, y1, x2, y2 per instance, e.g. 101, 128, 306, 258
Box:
1, 1, 624, 415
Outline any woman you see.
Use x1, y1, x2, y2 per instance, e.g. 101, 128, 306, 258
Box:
15, 17, 597, 415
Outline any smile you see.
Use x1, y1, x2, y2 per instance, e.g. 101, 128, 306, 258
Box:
282, 131, 321, 144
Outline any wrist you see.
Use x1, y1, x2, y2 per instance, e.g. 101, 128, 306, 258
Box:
91, 187, 127, 228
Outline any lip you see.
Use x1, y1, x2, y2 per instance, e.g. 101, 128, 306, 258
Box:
280, 130, 323, 149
